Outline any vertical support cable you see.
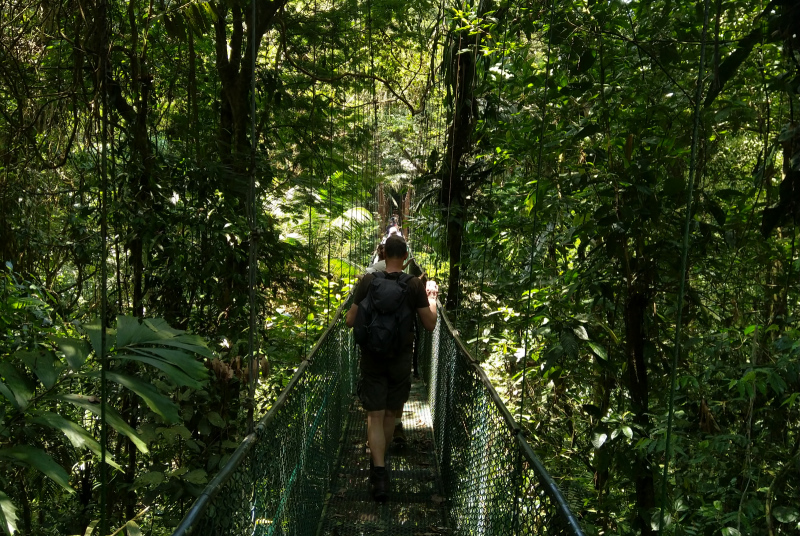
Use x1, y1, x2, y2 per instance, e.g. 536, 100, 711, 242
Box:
475, 0, 511, 357
658, 0, 710, 532
368, 0, 376, 267
98, 0, 110, 530
520, 0, 556, 425
327, 100, 333, 319
246, 0, 258, 434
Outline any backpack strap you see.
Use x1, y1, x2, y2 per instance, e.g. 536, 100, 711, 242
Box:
397, 273, 414, 284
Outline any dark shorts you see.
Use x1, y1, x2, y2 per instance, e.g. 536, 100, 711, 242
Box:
358, 349, 413, 412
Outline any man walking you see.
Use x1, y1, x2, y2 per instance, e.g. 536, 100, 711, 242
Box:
345, 235, 438, 502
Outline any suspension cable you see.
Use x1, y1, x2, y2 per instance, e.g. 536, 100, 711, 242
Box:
246, 0, 258, 434
98, 0, 110, 530
520, 0, 556, 424
475, 0, 512, 357
658, 0, 711, 531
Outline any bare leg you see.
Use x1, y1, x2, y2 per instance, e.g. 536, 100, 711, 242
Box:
383, 411, 396, 447
367, 410, 387, 466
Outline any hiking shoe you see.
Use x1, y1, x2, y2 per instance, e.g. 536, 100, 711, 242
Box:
369, 465, 388, 502
393, 422, 407, 445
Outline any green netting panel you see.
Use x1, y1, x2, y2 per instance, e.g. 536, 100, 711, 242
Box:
172, 299, 357, 536
417, 310, 585, 536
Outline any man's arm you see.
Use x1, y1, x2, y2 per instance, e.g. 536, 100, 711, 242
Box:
345, 304, 358, 327
346, 275, 371, 328
417, 280, 439, 332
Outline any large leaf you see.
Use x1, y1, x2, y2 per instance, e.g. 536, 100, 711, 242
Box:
142, 318, 184, 336
125, 521, 143, 536
82, 320, 115, 357
0, 363, 34, 410
572, 325, 589, 340
0, 446, 74, 493
587, 342, 608, 361
29, 411, 122, 471
116, 353, 203, 388
132, 334, 214, 359
0, 490, 18, 536
116, 316, 159, 348
85, 371, 179, 424
127, 347, 209, 379
560, 329, 579, 360
16, 350, 61, 389
56, 394, 148, 454
773, 506, 799, 523
53, 338, 90, 371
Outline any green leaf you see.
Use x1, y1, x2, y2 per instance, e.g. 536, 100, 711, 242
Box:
134, 335, 214, 359
621, 426, 633, 439
206, 412, 225, 428
142, 318, 184, 336
85, 371, 179, 424
125, 520, 143, 536
0, 446, 74, 493
29, 412, 122, 471
572, 325, 589, 340
128, 347, 208, 379
721, 528, 741, 536
183, 469, 208, 485
133, 471, 165, 488
592, 432, 607, 449
773, 506, 799, 523
82, 320, 115, 358
116, 352, 203, 388
116, 316, 159, 347
17, 350, 61, 389
587, 342, 608, 361
56, 394, 148, 454
560, 330, 579, 360
0, 363, 34, 410
53, 337, 90, 370
0, 490, 18, 536
83, 520, 99, 536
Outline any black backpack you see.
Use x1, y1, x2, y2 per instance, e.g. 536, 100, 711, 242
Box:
353, 272, 414, 354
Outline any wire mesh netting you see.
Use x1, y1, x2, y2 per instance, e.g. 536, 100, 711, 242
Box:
172, 288, 584, 536
419, 312, 584, 536
171, 298, 359, 536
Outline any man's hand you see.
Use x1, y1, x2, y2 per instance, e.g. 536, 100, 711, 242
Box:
418, 280, 439, 332
426, 280, 439, 301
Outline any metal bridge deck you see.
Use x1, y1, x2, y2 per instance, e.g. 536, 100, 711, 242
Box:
318, 379, 450, 535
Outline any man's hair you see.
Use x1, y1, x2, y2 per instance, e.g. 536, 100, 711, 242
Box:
384, 235, 407, 259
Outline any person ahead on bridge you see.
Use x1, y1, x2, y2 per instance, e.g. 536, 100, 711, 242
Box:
345, 235, 438, 502
385, 215, 399, 236
365, 244, 386, 273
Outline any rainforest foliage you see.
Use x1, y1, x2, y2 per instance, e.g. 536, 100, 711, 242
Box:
1, 0, 799, 534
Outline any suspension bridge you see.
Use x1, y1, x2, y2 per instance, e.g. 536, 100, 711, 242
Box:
11, 0, 724, 531
170, 258, 584, 536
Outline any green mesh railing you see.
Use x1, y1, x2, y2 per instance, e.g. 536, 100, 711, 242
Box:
172, 275, 585, 536
418, 311, 584, 535
171, 297, 358, 536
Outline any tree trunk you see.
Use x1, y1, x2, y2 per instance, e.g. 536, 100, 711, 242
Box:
624, 289, 656, 535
